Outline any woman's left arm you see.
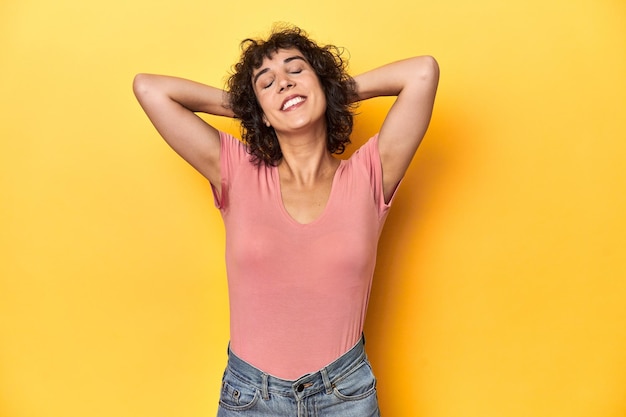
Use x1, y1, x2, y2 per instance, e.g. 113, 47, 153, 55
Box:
353, 56, 439, 202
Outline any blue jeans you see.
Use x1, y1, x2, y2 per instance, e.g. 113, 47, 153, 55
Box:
217, 336, 380, 417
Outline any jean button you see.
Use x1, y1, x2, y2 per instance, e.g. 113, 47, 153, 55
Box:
297, 383, 305, 392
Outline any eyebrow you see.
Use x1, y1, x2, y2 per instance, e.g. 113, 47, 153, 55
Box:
253, 55, 307, 85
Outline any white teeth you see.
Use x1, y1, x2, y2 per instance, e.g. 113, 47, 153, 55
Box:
282, 96, 304, 110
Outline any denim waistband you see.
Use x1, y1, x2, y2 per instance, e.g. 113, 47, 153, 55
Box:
225, 335, 367, 400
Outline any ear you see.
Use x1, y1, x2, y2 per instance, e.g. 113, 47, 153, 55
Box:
262, 115, 271, 127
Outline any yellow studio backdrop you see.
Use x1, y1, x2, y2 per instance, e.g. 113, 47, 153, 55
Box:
1, 0, 625, 416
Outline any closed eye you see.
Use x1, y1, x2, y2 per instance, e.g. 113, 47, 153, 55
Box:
259, 77, 274, 90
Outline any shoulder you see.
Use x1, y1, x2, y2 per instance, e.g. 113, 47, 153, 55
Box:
218, 130, 251, 163
348, 134, 381, 171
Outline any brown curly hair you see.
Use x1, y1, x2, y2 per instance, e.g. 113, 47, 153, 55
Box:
227, 25, 358, 166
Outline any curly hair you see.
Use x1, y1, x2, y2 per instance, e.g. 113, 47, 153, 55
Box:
227, 25, 358, 166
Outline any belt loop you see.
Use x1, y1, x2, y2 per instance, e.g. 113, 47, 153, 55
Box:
321, 367, 332, 395
261, 373, 269, 400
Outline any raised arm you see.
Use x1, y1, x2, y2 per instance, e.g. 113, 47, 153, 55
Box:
353, 56, 439, 202
132, 74, 234, 187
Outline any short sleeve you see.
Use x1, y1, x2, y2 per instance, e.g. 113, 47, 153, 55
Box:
211, 131, 249, 210
350, 134, 402, 216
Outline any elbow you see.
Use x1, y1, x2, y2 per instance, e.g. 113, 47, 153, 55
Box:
132, 73, 146, 96
132, 73, 154, 99
416, 55, 439, 83
405, 56, 439, 94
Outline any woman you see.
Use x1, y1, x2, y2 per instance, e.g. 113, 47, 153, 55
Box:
133, 25, 438, 417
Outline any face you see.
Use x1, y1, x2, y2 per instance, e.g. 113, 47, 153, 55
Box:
252, 48, 327, 135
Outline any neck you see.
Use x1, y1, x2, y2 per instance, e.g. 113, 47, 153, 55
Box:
276, 127, 338, 185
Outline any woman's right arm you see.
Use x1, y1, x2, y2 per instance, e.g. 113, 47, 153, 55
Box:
132, 74, 234, 187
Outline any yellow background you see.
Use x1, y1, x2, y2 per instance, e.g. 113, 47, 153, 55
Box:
2, 0, 625, 416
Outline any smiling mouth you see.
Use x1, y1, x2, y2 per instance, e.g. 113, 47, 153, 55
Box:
281, 96, 305, 111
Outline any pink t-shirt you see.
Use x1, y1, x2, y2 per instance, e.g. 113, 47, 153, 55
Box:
212, 131, 395, 380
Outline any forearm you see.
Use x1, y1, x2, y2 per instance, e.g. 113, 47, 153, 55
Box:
133, 73, 234, 118
352, 55, 439, 102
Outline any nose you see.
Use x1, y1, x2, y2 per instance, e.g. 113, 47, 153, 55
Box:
278, 76, 294, 92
